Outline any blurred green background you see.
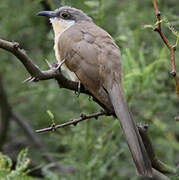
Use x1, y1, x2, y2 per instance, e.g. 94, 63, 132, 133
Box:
0, 0, 179, 179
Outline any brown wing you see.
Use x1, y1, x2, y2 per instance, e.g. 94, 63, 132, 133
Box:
58, 21, 122, 111
58, 21, 152, 176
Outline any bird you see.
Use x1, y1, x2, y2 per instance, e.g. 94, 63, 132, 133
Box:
37, 6, 152, 177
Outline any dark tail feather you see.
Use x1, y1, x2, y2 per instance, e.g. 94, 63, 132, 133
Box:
107, 83, 152, 177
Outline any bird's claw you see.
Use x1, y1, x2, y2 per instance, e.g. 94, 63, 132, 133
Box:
45, 59, 66, 72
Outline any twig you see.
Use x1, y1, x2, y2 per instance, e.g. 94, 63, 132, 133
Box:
175, 116, 179, 121
36, 113, 177, 178
0, 73, 75, 173
0, 79, 76, 174
12, 111, 76, 174
0, 39, 89, 93
0, 7, 176, 177
152, 0, 179, 98
36, 111, 108, 133
0, 76, 11, 149
138, 124, 176, 175
11, 111, 56, 163
0, 38, 109, 109
151, 168, 171, 180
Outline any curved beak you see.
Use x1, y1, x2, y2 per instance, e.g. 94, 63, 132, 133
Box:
37, 11, 57, 18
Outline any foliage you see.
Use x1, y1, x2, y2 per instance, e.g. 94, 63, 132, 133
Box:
0, 148, 35, 180
0, 0, 179, 179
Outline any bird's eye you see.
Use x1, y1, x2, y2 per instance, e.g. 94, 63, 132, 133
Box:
60, 12, 70, 19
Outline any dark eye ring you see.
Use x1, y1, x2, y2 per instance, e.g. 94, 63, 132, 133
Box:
60, 12, 70, 19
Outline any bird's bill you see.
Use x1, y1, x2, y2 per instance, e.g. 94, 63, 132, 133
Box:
37, 11, 56, 18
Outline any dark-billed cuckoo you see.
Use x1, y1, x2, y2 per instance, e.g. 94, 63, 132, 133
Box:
37, 6, 152, 177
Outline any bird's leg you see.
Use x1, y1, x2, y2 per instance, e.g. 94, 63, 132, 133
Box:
46, 59, 66, 71
55, 59, 66, 70
75, 81, 81, 97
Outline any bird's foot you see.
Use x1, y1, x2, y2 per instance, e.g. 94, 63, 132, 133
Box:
75, 81, 81, 97
46, 59, 66, 72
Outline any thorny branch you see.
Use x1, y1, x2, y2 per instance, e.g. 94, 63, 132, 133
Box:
0, 36, 178, 179
0, 39, 111, 112
138, 124, 177, 175
0, 76, 11, 149
0, 75, 75, 174
152, 0, 179, 98
0, 1, 178, 177
0, 38, 176, 178
35, 111, 108, 133
11, 111, 75, 174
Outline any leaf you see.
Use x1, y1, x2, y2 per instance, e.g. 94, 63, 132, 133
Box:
47, 110, 54, 121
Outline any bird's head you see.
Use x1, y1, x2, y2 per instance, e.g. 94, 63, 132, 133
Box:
37, 6, 92, 36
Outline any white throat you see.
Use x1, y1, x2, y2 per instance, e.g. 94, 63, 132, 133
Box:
50, 18, 75, 38
50, 18, 78, 82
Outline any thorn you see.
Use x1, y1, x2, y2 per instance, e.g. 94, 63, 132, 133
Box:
21, 49, 26, 54
138, 123, 148, 132
170, 70, 176, 77
12, 42, 20, 49
88, 95, 92, 101
73, 122, 78, 126
80, 113, 86, 119
75, 91, 79, 97
175, 116, 179, 121
22, 76, 38, 83
51, 123, 56, 132
29, 77, 37, 82
172, 45, 177, 51
100, 110, 104, 113
45, 59, 52, 68
143, 124, 149, 131
157, 11, 161, 16
22, 76, 34, 83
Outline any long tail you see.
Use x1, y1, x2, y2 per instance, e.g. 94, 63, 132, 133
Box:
107, 82, 152, 177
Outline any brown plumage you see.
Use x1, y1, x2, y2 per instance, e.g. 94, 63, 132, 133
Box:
58, 21, 152, 176
38, 7, 153, 177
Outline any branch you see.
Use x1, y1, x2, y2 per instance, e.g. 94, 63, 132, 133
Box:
12, 108, 75, 173
0, 7, 177, 177
11, 111, 56, 163
36, 113, 177, 177
0, 39, 109, 111
0, 76, 11, 149
0, 39, 77, 85
138, 124, 176, 175
151, 168, 171, 180
152, 0, 179, 98
0, 73, 75, 173
36, 111, 109, 133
